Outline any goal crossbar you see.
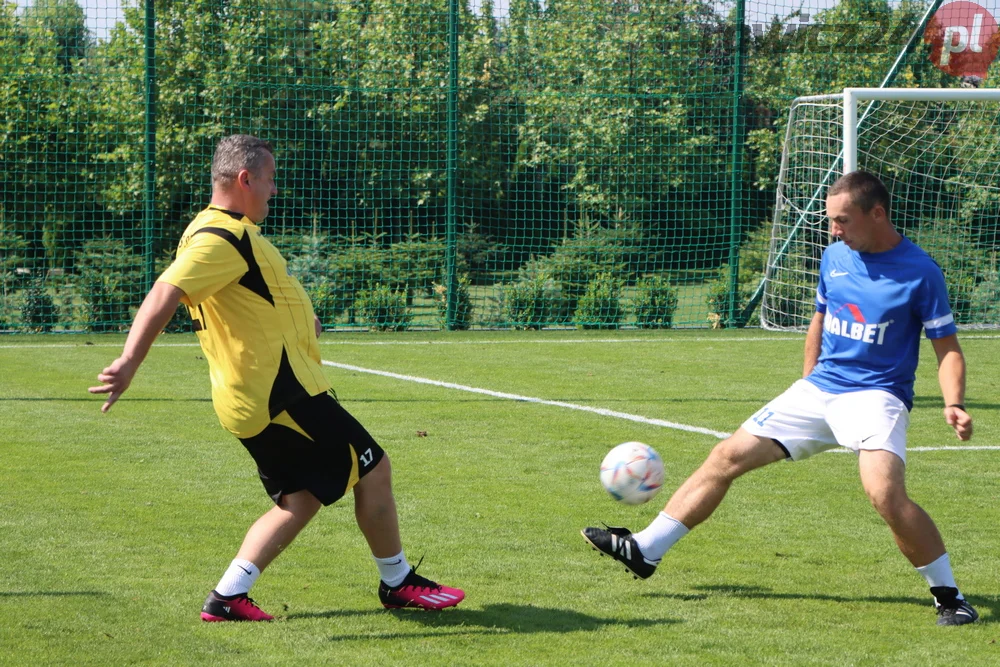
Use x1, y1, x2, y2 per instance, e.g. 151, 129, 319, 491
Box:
844, 88, 1000, 172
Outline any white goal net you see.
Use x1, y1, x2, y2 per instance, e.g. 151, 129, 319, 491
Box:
762, 88, 1000, 330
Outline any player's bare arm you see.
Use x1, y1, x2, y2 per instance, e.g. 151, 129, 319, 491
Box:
931, 334, 971, 441
88, 281, 186, 413
803, 310, 824, 377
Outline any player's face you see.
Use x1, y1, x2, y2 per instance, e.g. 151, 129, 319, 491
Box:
826, 192, 879, 252
243, 153, 278, 223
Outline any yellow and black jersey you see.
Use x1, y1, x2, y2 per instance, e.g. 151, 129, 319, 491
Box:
158, 206, 330, 438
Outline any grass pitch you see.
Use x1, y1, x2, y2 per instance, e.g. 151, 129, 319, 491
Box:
1, 330, 998, 665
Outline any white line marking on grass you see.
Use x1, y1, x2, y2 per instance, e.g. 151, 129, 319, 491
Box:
825, 445, 1000, 453
321, 359, 731, 439
4, 338, 994, 456
321, 360, 1000, 454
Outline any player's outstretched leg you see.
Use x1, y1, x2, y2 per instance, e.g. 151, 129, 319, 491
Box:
354, 456, 464, 610
858, 450, 977, 626
583, 429, 786, 579
201, 489, 321, 621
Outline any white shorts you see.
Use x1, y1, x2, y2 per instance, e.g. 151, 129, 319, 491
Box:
741, 379, 910, 463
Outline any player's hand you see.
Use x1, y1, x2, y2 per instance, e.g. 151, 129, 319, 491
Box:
314, 314, 322, 338
944, 405, 972, 441
88, 356, 139, 413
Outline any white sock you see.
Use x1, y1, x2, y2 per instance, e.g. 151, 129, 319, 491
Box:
374, 550, 410, 588
632, 512, 690, 562
215, 558, 260, 597
916, 552, 964, 601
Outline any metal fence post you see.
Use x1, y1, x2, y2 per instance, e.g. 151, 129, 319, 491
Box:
725, 0, 747, 328
143, 0, 157, 293
444, 0, 460, 330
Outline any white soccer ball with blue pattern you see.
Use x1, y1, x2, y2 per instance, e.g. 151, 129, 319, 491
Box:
599, 441, 665, 505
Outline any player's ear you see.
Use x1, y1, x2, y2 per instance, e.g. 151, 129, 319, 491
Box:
237, 169, 252, 190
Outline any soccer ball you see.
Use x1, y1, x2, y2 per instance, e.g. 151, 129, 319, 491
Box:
599, 441, 665, 505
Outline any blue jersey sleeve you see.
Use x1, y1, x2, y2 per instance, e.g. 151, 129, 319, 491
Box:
815, 251, 828, 313
916, 261, 957, 339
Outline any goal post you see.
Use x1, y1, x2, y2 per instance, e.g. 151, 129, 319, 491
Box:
760, 87, 1000, 331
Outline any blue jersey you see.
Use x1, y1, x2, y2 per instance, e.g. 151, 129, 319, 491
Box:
806, 237, 956, 410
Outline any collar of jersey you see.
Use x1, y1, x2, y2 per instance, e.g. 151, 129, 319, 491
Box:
207, 205, 250, 223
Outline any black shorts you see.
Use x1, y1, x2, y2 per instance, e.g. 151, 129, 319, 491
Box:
238, 391, 386, 505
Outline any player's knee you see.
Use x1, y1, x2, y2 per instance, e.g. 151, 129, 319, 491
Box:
279, 489, 322, 520
357, 453, 393, 492
865, 484, 908, 520
705, 441, 751, 480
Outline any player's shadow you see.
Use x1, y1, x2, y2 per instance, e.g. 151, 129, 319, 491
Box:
0, 397, 211, 402
0, 591, 108, 598
287, 602, 678, 640
911, 396, 1000, 412
643, 585, 999, 623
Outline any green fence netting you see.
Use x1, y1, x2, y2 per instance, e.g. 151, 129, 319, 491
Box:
2, 0, 998, 332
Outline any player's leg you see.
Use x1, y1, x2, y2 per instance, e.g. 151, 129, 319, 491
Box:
662, 428, 787, 528
282, 392, 464, 610
353, 455, 402, 557
828, 388, 977, 625
201, 489, 321, 622
582, 379, 835, 579
234, 489, 323, 568
858, 449, 977, 626
350, 450, 464, 610
582, 429, 786, 578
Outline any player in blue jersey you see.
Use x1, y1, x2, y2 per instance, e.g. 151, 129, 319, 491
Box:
582, 171, 977, 626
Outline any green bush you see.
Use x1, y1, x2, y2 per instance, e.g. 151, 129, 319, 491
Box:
433, 273, 475, 330
326, 244, 389, 323
495, 277, 562, 330
969, 253, 1000, 325
76, 238, 143, 332
388, 235, 446, 300
705, 220, 820, 329
20, 277, 59, 332
355, 283, 411, 331
632, 274, 679, 329
516, 224, 639, 323
911, 218, 993, 325
302, 276, 340, 325
518, 253, 596, 324
154, 250, 191, 333
573, 272, 623, 329
456, 223, 500, 284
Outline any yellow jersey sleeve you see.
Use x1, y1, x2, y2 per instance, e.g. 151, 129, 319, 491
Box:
158, 232, 247, 308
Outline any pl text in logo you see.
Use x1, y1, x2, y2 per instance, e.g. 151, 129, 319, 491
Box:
924, 1, 999, 79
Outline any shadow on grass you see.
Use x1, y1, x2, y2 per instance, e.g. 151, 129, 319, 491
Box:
287, 602, 679, 640
912, 396, 1000, 412
643, 584, 999, 623
0, 591, 109, 598
0, 397, 211, 402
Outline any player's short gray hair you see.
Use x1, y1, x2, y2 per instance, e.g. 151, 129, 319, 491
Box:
211, 135, 274, 187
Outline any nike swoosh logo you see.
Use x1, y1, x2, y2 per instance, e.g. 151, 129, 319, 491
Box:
861, 434, 878, 444
386, 559, 402, 566
238, 566, 253, 575
829, 270, 849, 278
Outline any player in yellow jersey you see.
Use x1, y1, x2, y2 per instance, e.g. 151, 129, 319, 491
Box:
89, 135, 464, 620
